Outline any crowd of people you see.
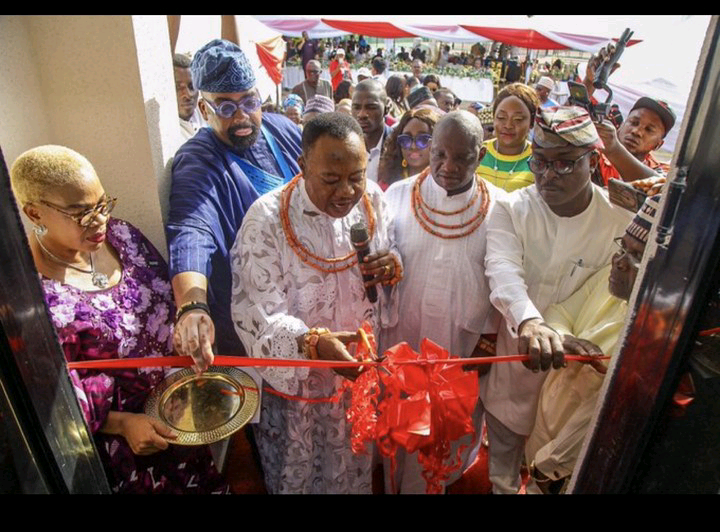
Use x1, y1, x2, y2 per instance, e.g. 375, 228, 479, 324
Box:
9, 30, 681, 494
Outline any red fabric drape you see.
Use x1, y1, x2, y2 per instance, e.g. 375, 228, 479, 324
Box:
255, 35, 285, 85
321, 19, 416, 38
461, 26, 567, 49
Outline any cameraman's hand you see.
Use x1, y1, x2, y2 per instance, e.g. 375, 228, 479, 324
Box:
518, 318, 564, 372
583, 44, 621, 97
595, 119, 621, 153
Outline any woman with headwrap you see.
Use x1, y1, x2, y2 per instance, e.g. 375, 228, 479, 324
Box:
475, 82, 540, 192
283, 94, 304, 127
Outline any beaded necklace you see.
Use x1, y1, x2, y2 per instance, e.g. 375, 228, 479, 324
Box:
280, 174, 376, 273
412, 167, 490, 239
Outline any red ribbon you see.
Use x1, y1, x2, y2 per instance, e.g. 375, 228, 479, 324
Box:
65, 331, 612, 494
67, 353, 606, 371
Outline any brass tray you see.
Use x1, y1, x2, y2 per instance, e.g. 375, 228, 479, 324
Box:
144, 366, 259, 446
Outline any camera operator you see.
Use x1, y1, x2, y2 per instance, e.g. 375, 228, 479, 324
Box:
594, 97, 675, 186
581, 45, 676, 186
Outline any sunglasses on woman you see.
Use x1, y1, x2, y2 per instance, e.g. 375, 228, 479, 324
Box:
397, 133, 432, 151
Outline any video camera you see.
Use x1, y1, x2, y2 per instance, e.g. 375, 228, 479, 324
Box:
567, 28, 634, 126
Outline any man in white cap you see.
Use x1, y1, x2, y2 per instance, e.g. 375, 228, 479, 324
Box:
535, 76, 559, 108
329, 48, 351, 92
480, 105, 633, 493
356, 67, 372, 82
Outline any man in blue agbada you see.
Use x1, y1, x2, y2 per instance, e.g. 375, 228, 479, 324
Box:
166, 39, 302, 369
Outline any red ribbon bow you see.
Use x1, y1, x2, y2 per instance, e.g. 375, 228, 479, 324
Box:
346, 334, 479, 494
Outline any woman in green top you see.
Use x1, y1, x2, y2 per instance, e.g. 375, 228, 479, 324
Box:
476, 82, 540, 191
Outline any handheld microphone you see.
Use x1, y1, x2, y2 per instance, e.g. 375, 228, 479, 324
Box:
350, 222, 377, 303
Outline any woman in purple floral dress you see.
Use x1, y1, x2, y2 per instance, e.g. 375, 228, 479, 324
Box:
10, 145, 229, 494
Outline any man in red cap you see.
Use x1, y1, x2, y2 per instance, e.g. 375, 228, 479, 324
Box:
594, 96, 677, 186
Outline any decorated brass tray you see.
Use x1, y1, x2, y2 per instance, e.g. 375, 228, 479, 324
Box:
145, 366, 259, 446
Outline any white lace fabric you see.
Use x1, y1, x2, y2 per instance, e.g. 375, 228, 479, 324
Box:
230, 178, 399, 493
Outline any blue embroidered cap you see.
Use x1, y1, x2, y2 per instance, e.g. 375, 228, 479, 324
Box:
191, 39, 256, 93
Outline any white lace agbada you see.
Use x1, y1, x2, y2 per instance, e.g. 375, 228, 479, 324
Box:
382, 173, 504, 356
230, 177, 399, 494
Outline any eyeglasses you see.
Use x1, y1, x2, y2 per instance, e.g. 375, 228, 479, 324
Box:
528, 150, 594, 175
613, 236, 642, 269
397, 133, 432, 151
41, 197, 117, 228
202, 94, 262, 119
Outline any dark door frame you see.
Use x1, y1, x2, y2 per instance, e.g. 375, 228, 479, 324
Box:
570, 15, 720, 493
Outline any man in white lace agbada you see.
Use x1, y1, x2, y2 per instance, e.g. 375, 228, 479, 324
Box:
230, 112, 401, 494
382, 110, 503, 493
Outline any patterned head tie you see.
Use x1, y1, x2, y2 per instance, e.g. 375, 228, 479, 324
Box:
626, 194, 662, 244
533, 105, 604, 150
283, 94, 304, 113
191, 39, 256, 93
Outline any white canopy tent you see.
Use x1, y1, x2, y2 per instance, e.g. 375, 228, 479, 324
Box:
177, 15, 710, 154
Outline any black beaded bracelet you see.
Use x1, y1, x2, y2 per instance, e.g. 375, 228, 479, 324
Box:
175, 301, 211, 323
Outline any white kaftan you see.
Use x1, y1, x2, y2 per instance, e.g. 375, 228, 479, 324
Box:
480, 184, 632, 436
380, 173, 503, 493
230, 177, 399, 494
480, 184, 632, 493
383, 173, 502, 357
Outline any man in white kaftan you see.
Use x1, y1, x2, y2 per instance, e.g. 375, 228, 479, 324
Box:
382, 111, 502, 493
230, 113, 400, 494
479, 106, 633, 493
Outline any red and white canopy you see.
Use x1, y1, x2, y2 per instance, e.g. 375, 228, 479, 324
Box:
254, 16, 641, 53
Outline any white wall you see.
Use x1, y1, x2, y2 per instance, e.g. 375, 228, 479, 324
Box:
0, 15, 183, 257
0, 17, 53, 168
